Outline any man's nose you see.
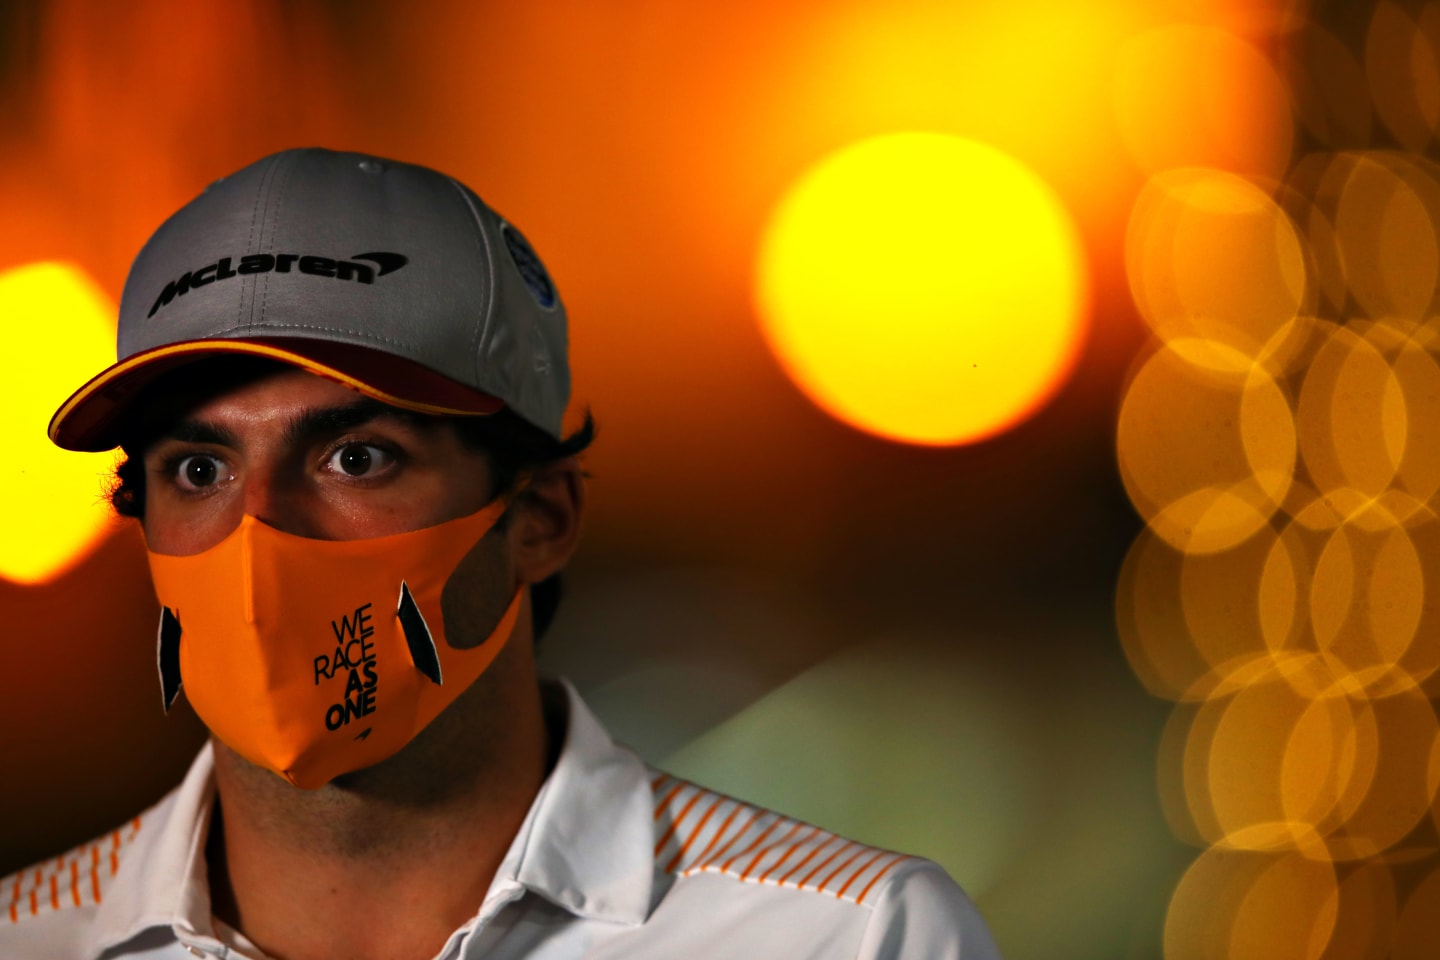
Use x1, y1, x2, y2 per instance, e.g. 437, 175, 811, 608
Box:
239, 463, 324, 539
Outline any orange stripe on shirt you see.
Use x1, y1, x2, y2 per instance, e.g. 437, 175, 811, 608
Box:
740, 819, 806, 881
650, 772, 670, 793
664, 793, 726, 874
834, 847, 888, 899
817, 844, 868, 893
695, 807, 766, 873
719, 815, 785, 874
855, 853, 906, 905
28, 888, 37, 917
676, 799, 743, 875
70, 860, 80, 908
91, 867, 102, 905
109, 851, 119, 877
758, 825, 820, 883
652, 782, 685, 822
797, 839, 856, 890
49, 874, 58, 912
776, 833, 841, 887
653, 788, 706, 857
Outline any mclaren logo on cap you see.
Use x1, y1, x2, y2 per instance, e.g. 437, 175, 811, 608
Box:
148, 252, 409, 318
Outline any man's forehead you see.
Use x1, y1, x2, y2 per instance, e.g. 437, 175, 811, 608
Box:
171, 366, 371, 422
122, 357, 433, 450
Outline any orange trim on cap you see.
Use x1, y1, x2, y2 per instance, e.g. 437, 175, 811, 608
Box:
49, 338, 503, 451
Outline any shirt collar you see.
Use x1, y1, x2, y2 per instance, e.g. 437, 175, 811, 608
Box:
85, 679, 654, 956
89, 738, 219, 956
498, 678, 655, 926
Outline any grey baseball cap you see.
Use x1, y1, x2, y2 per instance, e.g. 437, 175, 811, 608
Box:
49, 147, 569, 451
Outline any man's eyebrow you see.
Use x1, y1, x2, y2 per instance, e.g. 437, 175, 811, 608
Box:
159, 420, 241, 449
279, 398, 431, 448
149, 399, 430, 453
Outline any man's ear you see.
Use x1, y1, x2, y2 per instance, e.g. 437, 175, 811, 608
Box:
507, 458, 585, 585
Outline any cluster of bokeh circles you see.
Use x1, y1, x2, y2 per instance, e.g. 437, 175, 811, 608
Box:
1117, 5, 1440, 957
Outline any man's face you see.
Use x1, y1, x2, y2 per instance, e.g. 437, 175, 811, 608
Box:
140, 366, 495, 555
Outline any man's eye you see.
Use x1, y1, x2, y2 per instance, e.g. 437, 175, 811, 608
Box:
174, 455, 226, 490
328, 443, 393, 478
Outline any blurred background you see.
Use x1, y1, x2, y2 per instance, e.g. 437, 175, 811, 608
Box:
3, 0, 1438, 956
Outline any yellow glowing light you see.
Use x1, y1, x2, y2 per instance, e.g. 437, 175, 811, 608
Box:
755, 132, 1088, 446
0, 263, 119, 584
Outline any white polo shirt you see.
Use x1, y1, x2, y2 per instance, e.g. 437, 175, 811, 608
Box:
1, 682, 1001, 959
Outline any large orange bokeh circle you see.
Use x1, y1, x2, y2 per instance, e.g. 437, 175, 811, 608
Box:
755, 132, 1089, 446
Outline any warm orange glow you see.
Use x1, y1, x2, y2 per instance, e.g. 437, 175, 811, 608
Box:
1396, 865, 1440, 958
0, 263, 119, 584
755, 132, 1088, 447
1122, 130, 1440, 950
1114, 25, 1294, 179
1329, 154, 1440, 322
1116, 342, 1295, 554
1366, 0, 1440, 152
1164, 847, 1338, 960
1126, 168, 1309, 362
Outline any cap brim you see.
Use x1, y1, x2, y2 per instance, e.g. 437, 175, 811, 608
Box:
49, 337, 505, 452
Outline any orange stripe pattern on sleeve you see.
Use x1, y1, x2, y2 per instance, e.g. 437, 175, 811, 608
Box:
1, 815, 143, 925
647, 768, 910, 907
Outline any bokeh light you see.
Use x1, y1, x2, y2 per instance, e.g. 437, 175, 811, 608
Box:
1324, 860, 1399, 960
0, 262, 117, 584
1125, 168, 1309, 364
1330, 154, 1440, 322
1113, 25, 1294, 179
1365, 0, 1440, 154
1116, 340, 1295, 554
1163, 848, 1337, 960
1117, 8, 1440, 953
1396, 863, 1440, 959
1282, 21, 1373, 149
755, 131, 1088, 446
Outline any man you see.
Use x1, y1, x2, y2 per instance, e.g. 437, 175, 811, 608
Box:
2, 148, 1001, 959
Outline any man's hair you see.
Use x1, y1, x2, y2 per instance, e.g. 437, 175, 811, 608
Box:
108, 356, 594, 641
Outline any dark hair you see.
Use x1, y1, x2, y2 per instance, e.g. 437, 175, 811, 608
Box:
108, 357, 594, 641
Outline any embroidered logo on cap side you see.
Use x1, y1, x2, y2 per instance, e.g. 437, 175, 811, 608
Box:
500, 222, 557, 310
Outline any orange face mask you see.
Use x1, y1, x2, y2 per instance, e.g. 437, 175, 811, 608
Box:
148, 497, 519, 789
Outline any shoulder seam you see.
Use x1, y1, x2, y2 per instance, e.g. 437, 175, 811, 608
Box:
1, 816, 144, 926
648, 769, 911, 908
